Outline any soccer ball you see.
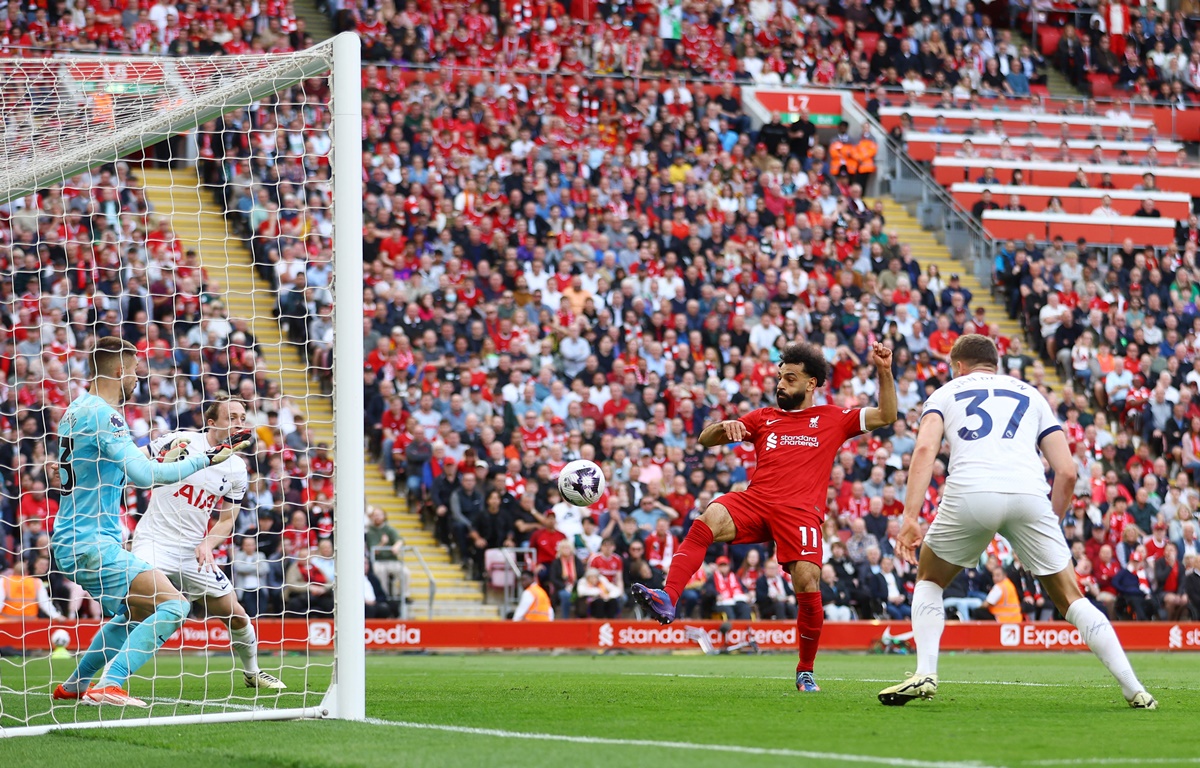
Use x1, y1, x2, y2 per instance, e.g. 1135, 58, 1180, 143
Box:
558, 459, 606, 507
50, 629, 70, 649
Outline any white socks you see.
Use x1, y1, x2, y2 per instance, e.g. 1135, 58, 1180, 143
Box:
230, 623, 260, 674
1065, 599, 1142, 701
911, 581, 945, 676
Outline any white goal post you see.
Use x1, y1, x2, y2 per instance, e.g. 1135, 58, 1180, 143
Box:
0, 33, 363, 735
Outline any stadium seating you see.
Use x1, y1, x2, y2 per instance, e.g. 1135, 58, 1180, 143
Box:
951, 185, 1192, 219
903, 132, 1181, 163
981, 210, 1176, 244
932, 157, 1200, 195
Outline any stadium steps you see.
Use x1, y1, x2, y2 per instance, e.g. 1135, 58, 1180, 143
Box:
292, 0, 335, 43
137, 166, 500, 620
1012, 31, 1084, 100
880, 198, 1061, 396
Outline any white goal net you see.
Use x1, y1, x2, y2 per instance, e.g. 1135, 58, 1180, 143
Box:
0, 34, 364, 736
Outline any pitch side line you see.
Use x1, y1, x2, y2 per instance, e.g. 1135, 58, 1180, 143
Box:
1027, 760, 1200, 766
362, 718, 1002, 768
616, 672, 1102, 688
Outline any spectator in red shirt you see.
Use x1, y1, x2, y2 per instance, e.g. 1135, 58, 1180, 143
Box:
19, 481, 58, 533
927, 315, 959, 363
529, 512, 566, 566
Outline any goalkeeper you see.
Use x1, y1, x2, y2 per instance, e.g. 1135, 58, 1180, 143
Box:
131, 394, 284, 691
50, 338, 248, 708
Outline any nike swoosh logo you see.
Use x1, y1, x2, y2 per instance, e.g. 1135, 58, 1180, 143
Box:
800, 635, 815, 641
766, 419, 782, 425
800, 550, 816, 556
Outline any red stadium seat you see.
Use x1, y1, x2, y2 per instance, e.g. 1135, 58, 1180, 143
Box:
1038, 27, 1062, 57
1088, 73, 1116, 99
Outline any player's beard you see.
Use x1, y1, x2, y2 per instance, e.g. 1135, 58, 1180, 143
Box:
121, 376, 137, 404
776, 388, 806, 411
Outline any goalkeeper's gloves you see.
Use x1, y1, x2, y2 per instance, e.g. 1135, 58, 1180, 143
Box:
230, 428, 256, 453
206, 430, 255, 466
157, 439, 191, 463
206, 443, 236, 465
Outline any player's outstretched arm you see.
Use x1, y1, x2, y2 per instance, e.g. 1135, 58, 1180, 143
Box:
698, 420, 749, 447
115, 440, 210, 488
863, 343, 898, 431
1039, 429, 1078, 521
896, 412, 945, 566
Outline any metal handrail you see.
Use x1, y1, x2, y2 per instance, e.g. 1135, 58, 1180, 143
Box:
848, 97, 1000, 289
497, 546, 535, 615
399, 545, 436, 620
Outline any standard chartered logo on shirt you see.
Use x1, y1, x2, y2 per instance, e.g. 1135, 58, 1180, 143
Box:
765, 433, 778, 451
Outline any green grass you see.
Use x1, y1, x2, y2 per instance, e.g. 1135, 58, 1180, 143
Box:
1, 652, 1195, 766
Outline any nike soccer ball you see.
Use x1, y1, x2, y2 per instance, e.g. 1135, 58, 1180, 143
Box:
558, 459, 606, 507
50, 629, 70, 649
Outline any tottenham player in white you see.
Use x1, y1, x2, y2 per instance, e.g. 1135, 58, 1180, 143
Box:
878, 335, 1155, 709
131, 395, 286, 691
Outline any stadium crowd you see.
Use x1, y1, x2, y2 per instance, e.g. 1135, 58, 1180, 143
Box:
2, 0, 1200, 628
1046, 4, 1200, 102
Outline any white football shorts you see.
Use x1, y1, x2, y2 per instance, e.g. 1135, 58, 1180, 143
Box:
923, 491, 1071, 577
131, 538, 234, 600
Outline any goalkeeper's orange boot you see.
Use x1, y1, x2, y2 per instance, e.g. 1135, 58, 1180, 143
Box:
52, 684, 82, 701
82, 685, 147, 708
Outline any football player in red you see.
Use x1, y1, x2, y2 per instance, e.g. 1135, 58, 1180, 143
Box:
633, 341, 896, 692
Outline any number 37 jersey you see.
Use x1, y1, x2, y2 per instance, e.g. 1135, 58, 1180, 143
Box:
921, 373, 1061, 497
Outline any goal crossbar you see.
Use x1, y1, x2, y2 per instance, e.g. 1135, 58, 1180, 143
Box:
0, 44, 336, 206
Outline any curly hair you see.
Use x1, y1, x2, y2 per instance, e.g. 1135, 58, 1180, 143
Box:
779, 342, 829, 387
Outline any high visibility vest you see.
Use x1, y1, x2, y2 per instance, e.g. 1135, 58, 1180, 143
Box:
1, 575, 39, 618
523, 584, 553, 621
830, 140, 859, 175
856, 138, 878, 174
989, 578, 1023, 623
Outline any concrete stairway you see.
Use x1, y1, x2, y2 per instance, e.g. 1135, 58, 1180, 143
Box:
1013, 31, 1084, 100
137, 166, 499, 619
879, 197, 1059, 395
291, 0, 335, 44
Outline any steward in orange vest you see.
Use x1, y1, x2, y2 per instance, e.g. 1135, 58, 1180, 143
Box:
855, 135, 878, 187
0, 559, 60, 619
514, 571, 553, 621
987, 566, 1023, 623
829, 120, 858, 177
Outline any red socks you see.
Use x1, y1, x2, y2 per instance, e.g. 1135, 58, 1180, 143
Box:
663, 522, 714, 604
795, 591, 824, 673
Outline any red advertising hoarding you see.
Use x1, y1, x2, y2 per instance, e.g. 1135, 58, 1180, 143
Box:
5, 619, 1200, 653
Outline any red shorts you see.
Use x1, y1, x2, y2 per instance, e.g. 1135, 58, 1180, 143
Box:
716, 490, 824, 567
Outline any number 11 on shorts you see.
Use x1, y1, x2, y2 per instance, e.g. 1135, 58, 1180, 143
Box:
798, 526, 819, 547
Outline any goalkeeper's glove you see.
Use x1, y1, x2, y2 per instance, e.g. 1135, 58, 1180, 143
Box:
157, 439, 191, 463
230, 428, 255, 453
206, 443, 236, 465
206, 430, 255, 466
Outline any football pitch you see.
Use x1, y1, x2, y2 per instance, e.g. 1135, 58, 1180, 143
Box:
1, 652, 1195, 766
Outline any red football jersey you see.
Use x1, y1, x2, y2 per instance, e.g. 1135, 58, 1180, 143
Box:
736, 405, 866, 512
589, 553, 623, 583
